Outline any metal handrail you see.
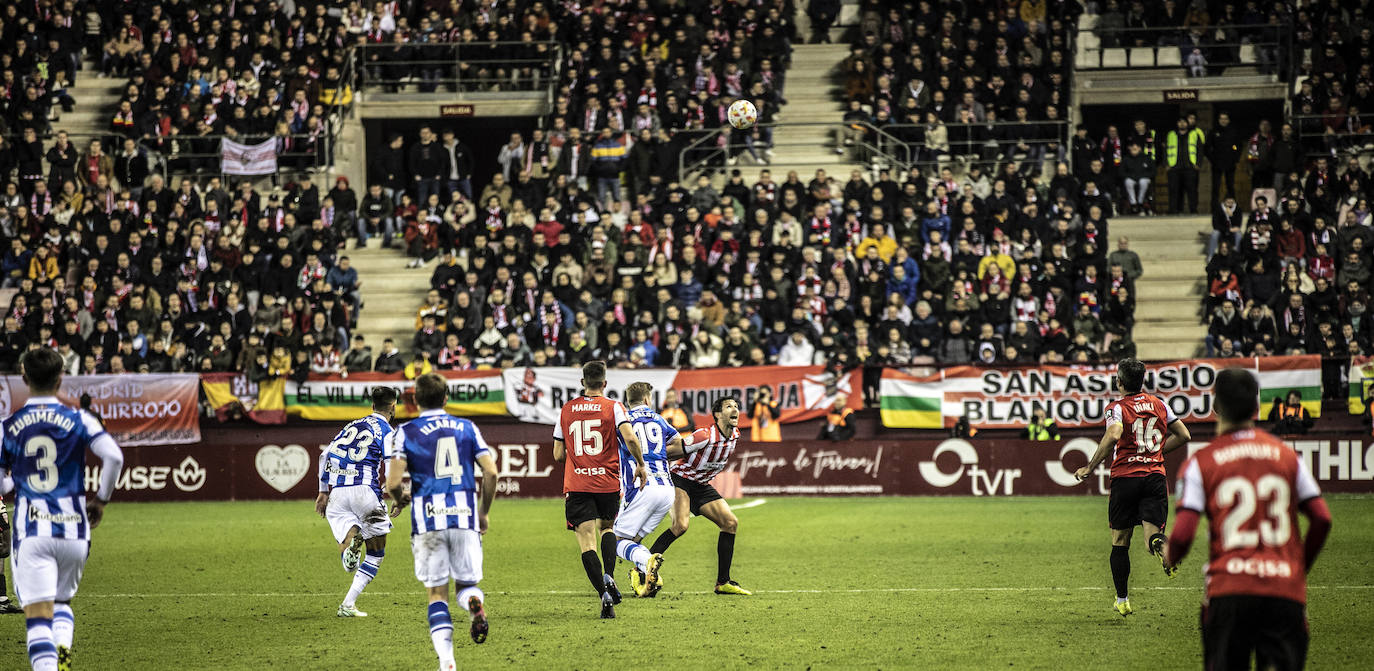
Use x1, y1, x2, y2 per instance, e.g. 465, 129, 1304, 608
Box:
674, 120, 922, 180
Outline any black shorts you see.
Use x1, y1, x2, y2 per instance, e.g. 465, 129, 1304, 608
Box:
565, 491, 619, 530
672, 473, 723, 516
1107, 474, 1168, 531
1202, 595, 1308, 671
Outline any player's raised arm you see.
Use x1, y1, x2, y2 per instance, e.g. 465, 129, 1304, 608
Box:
1077, 408, 1123, 481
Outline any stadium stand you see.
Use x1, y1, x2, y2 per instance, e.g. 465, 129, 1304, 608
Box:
4, 0, 1368, 404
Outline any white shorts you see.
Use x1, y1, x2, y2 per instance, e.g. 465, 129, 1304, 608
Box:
326, 486, 393, 544
412, 528, 483, 588
11, 537, 89, 607
613, 484, 675, 540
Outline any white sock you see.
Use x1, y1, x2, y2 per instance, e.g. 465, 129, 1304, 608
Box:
52, 604, 74, 648
616, 539, 651, 573
343, 550, 384, 608
456, 585, 485, 617
427, 602, 454, 666
27, 617, 58, 671
1116, 596, 1129, 604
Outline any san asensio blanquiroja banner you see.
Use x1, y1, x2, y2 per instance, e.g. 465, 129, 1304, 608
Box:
880, 355, 1321, 430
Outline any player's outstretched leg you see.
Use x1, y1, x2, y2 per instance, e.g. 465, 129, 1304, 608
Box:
52, 603, 73, 671
26, 612, 58, 671
427, 599, 455, 670
339, 545, 384, 617
457, 584, 488, 644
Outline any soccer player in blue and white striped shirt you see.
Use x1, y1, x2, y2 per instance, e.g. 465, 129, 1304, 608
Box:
612, 381, 680, 597
1, 348, 124, 671
315, 387, 399, 618
386, 374, 498, 671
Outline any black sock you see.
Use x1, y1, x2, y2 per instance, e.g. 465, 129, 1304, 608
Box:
717, 532, 736, 585
600, 531, 618, 577
649, 528, 680, 555
581, 550, 605, 596
1110, 545, 1131, 599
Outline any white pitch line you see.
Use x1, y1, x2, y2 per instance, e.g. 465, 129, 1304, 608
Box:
732, 498, 768, 510
81, 585, 1374, 599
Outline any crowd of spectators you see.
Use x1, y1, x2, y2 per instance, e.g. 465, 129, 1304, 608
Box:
835, 0, 1078, 175
1180, 3, 1374, 398
0, 1, 372, 378
403, 119, 1146, 406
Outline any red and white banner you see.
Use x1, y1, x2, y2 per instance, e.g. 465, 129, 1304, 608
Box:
503, 365, 861, 428
220, 138, 277, 175
2, 374, 200, 446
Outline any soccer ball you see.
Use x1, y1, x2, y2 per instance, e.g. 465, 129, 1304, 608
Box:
727, 100, 758, 129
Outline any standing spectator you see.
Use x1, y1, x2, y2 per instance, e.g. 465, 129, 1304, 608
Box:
1165, 117, 1203, 214
1108, 237, 1144, 281
371, 134, 408, 204
408, 126, 448, 206
590, 128, 627, 207
496, 132, 525, 181
440, 129, 474, 202
807, 0, 842, 44
1207, 112, 1242, 206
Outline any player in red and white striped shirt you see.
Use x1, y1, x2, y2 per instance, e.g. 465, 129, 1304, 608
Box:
646, 396, 752, 595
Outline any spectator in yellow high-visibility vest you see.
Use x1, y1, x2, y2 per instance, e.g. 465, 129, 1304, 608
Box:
1165, 116, 1205, 215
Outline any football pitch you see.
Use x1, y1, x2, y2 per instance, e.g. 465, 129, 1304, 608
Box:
8, 496, 1372, 670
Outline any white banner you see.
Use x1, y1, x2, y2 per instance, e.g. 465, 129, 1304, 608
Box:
220, 138, 278, 175
503, 367, 677, 425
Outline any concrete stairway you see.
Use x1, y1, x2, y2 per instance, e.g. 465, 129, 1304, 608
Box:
52, 62, 125, 150
346, 240, 432, 355
730, 43, 867, 185
1111, 215, 1209, 360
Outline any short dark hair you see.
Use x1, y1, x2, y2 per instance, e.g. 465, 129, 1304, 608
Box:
371, 386, 398, 410
414, 374, 447, 410
1117, 358, 1146, 393
625, 381, 653, 406
1214, 368, 1259, 422
20, 348, 63, 393
582, 360, 607, 389
712, 396, 738, 415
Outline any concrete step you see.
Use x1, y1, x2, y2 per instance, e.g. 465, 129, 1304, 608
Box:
1132, 340, 1204, 360
1111, 216, 1211, 241
1128, 239, 1206, 261
1136, 303, 1203, 322
1135, 279, 1204, 299
1136, 259, 1204, 277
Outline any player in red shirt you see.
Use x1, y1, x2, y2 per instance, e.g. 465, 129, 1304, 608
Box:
1076, 358, 1192, 617
1165, 368, 1332, 671
552, 361, 647, 619
644, 396, 753, 595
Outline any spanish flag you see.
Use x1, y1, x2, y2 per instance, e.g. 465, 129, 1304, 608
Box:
202, 373, 287, 424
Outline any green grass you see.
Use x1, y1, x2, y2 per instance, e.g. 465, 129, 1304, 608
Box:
6, 496, 1372, 670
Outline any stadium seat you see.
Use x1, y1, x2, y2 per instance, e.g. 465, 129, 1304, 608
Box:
1156, 49, 1182, 67
1076, 49, 1099, 69
1102, 48, 1129, 68
1080, 34, 1101, 52
1129, 47, 1155, 68
1239, 44, 1257, 64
